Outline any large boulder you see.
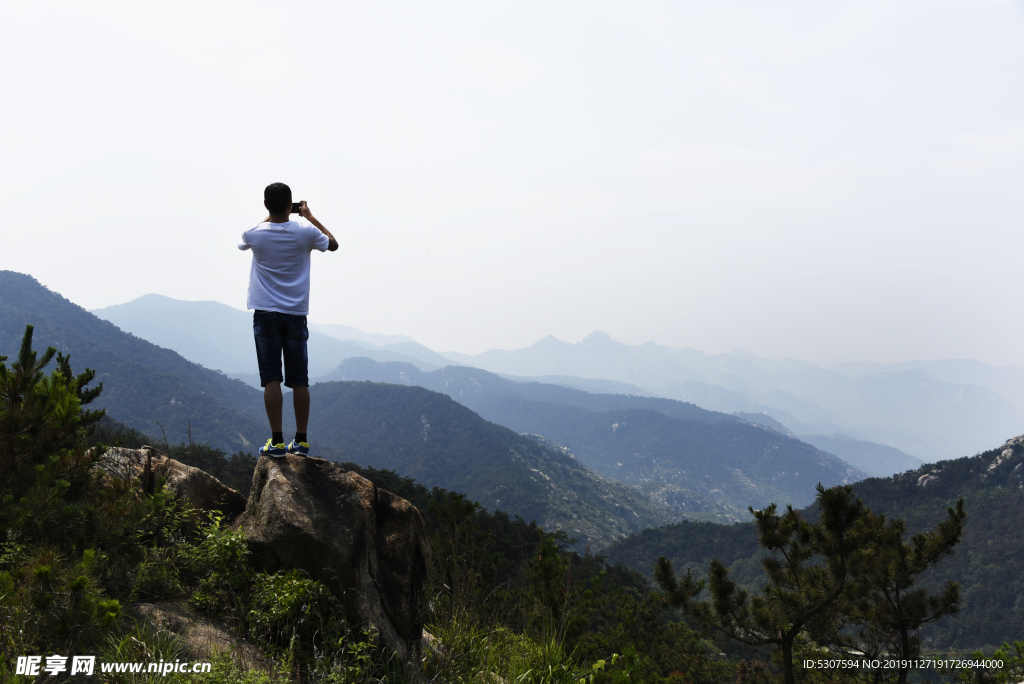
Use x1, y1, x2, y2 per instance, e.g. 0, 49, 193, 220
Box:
101, 446, 248, 520
235, 454, 431, 663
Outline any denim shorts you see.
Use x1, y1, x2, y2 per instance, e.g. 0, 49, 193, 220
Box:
253, 310, 309, 388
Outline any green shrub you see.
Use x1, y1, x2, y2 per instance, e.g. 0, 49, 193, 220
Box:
949, 640, 1024, 684
155, 512, 350, 669
0, 545, 121, 654
245, 570, 345, 653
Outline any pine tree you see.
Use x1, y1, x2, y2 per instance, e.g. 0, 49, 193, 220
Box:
0, 324, 103, 484
656, 485, 875, 684
851, 499, 965, 684
0, 325, 106, 542
0, 324, 124, 654
656, 485, 968, 684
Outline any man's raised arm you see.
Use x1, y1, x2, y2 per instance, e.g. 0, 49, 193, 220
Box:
299, 202, 338, 252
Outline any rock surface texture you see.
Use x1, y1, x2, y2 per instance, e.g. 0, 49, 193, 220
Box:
132, 600, 268, 668
236, 454, 430, 663
102, 446, 248, 520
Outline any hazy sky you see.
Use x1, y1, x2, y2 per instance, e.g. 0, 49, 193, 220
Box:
3, 1, 1023, 366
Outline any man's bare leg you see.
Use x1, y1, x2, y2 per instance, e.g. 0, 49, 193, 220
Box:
293, 385, 310, 435
264, 381, 283, 433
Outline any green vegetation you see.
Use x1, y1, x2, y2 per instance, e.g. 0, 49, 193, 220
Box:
344, 463, 733, 683
606, 443, 1024, 651
852, 497, 965, 681
656, 485, 966, 684
950, 640, 1024, 684
0, 325, 126, 655
0, 325, 350, 676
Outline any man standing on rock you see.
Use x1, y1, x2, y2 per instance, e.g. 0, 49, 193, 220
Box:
238, 182, 338, 458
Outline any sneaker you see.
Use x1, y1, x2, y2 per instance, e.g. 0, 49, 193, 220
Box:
260, 438, 287, 458
287, 440, 310, 456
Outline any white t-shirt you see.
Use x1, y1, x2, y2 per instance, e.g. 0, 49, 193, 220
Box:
238, 220, 330, 315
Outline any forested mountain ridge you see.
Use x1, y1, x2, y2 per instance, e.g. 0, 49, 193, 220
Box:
604, 434, 1024, 651
318, 356, 732, 423
0, 271, 267, 451
318, 358, 866, 512
305, 381, 679, 548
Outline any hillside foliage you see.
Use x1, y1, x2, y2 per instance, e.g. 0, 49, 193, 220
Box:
605, 443, 1024, 651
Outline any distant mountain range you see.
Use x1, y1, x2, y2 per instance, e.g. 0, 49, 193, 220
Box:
307, 322, 414, 348
91, 294, 922, 475
734, 412, 922, 477
443, 331, 1024, 461
10, 281, 870, 523
90, 292, 939, 489
92, 294, 1009, 466
91, 294, 452, 378
318, 358, 866, 513
603, 434, 1024, 651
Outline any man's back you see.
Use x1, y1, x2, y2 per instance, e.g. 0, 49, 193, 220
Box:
239, 220, 329, 315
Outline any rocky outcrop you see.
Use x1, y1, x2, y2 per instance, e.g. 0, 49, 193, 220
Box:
235, 454, 430, 663
131, 600, 269, 668
101, 446, 247, 520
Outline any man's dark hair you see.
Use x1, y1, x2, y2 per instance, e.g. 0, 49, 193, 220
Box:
264, 182, 292, 214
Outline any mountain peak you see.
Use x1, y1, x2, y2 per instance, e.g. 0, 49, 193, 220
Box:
581, 330, 614, 345
530, 334, 569, 349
